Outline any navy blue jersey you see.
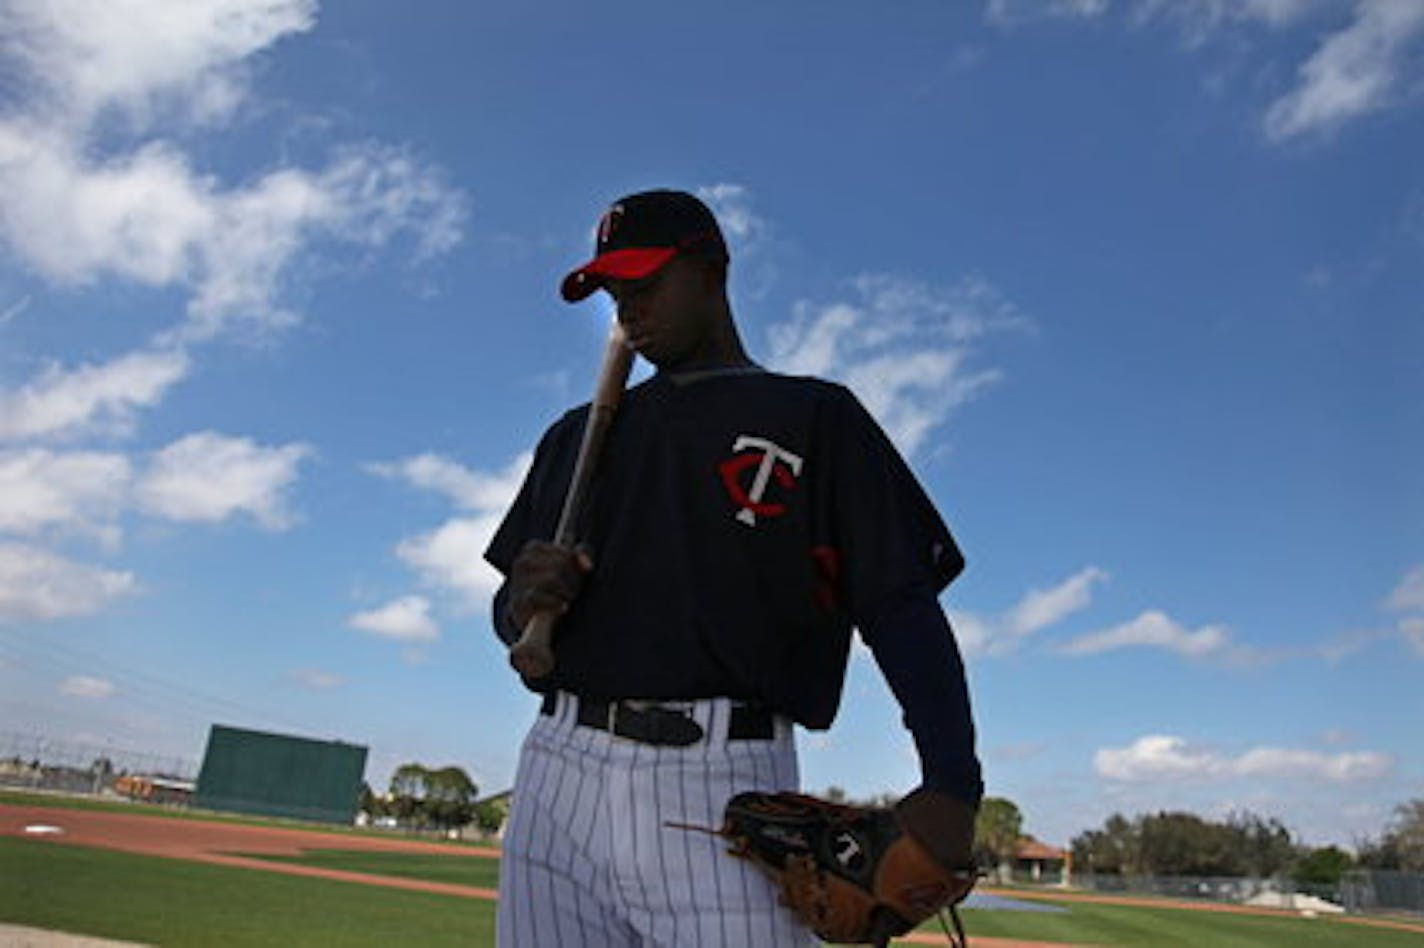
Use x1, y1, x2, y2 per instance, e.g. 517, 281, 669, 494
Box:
485, 368, 964, 730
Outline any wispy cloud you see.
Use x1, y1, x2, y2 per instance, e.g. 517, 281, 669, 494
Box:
289, 668, 345, 691
1096, 734, 1393, 783
59, 675, 117, 699
768, 274, 1028, 456
1263, 1, 1424, 142
1385, 563, 1424, 657
951, 566, 1108, 656
0, 296, 30, 324
986, 0, 1108, 28
1133, 0, 1326, 40
995, 1, 1424, 142
1401, 617, 1424, 657
0, 349, 191, 442
1060, 609, 1231, 658
1386, 564, 1424, 613
696, 183, 768, 246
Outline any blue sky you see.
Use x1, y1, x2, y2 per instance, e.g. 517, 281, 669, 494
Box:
1, 0, 1420, 849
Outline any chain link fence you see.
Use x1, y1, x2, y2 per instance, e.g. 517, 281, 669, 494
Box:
1341, 870, 1424, 915
1073, 871, 1424, 916
0, 730, 197, 798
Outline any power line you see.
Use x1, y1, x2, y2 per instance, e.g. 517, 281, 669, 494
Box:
0, 627, 309, 735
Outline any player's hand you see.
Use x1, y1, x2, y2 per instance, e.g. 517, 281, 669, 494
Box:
894, 786, 977, 872
508, 540, 594, 630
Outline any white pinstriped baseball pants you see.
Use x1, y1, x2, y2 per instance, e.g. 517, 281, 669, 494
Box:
497, 692, 817, 947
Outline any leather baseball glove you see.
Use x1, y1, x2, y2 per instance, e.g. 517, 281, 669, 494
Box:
719, 790, 977, 946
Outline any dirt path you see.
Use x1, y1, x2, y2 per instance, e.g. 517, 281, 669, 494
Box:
1, 803, 500, 900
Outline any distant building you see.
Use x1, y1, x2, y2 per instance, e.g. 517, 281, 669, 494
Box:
1014, 836, 1071, 885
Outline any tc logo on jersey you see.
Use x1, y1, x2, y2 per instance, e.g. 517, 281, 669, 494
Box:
718, 435, 804, 526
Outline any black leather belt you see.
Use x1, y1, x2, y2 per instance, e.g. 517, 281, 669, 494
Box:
540, 692, 774, 746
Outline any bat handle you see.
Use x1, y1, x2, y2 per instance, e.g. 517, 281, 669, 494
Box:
509, 612, 557, 679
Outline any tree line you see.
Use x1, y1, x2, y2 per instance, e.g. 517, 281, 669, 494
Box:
1071, 797, 1424, 884
825, 785, 1424, 887
360, 762, 507, 834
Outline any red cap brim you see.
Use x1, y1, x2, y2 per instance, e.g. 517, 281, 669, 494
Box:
560, 247, 678, 302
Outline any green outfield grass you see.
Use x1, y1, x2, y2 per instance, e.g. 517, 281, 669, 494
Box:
948, 897, 1423, 947
5, 814, 1422, 946
127, 844, 1424, 947
241, 847, 502, 889
0, 837, 494, 947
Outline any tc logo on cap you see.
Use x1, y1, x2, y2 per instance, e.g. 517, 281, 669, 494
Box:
597, 203, 624, 248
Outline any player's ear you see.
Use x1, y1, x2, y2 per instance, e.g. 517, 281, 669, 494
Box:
690, 254, 728, 294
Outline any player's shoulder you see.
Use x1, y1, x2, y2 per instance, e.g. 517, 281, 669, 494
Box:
724, 368, 858, 404
754, 372, 869, 418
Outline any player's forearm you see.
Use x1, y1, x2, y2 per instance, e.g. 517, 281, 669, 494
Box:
861, 589, 984, 807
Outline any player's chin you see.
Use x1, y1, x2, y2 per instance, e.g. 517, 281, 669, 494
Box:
631, 336, 668, 365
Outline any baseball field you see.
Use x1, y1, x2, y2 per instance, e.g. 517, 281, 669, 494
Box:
4, 793, 1423, 947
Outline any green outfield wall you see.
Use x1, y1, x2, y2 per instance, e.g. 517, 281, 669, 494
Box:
194, 724, 367, 824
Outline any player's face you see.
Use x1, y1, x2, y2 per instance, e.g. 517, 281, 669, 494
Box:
606, 256, 725, 370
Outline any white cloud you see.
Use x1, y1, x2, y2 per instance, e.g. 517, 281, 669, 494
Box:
0, 348, 191, 442
0, 130, 464, 343
767, 274, 1027, 456
1263, 1, 1424, 141
1097, 734, 1217, 781
1096, 734, 1393, 783
134, 431, 311, 530
1060, 609, 1230, 657
0, 0, 318, 131
0, 542, 138, 622
59, 675, 116, 699
1031, 1, 1424, 143
396, 515, 507, 606
348, 595, 439, 642
696, 183, 767, 245
372, 453, 529, 608
0, 1, 464, 345
1007, 566, 1110, 637
951, 566, 1109, 657
0, 450, 131, 538
1234, 746, 1392, 781
368, 452, 531, 512
946, 610, 992, 657
1386, 564, 1424, 613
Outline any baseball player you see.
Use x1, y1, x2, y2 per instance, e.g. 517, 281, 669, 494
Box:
486, 189, 982, 947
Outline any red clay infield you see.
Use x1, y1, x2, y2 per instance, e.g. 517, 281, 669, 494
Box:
6, 801, 1422, 945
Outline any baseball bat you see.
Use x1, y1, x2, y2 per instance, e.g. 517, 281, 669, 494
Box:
508, 321, 635, 678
